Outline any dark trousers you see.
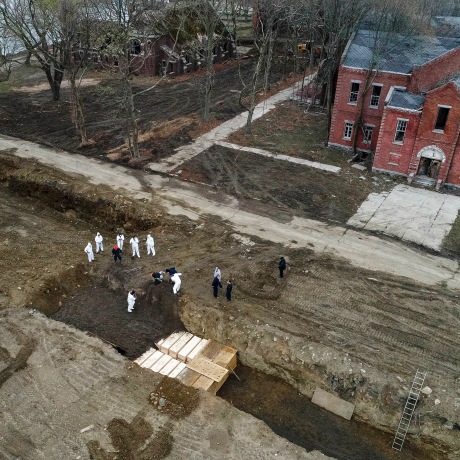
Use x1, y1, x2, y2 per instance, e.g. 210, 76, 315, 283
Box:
213, 285, 219, 297
279, 268, 285, 278
114, 254, 121, 263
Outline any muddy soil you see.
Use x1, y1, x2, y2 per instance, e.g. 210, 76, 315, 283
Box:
0, 59, 293, 163
52, 263, 185, 360
176, 103, 405, 224
1, 155, 459, 458
219, 365, 436, 460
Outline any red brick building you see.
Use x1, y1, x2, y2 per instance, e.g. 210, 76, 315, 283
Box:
328, 17, 460, 188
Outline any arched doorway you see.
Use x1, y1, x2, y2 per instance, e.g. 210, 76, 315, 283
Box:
416, 146, 445, 179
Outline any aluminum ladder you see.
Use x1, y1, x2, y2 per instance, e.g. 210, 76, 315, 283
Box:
392, 369, 427, 451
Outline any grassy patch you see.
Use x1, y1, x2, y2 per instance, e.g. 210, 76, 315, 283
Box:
227, 102, 352, 166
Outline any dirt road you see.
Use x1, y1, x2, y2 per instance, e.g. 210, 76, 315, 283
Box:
2, 134, 460, 289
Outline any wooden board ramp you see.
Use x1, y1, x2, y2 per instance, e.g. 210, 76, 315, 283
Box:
134, 332, 237, 395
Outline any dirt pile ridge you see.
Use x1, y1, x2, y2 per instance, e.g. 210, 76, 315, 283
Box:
0, 309, 329, 460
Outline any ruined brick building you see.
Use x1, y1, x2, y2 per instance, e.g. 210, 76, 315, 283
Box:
328, 17, 460, 188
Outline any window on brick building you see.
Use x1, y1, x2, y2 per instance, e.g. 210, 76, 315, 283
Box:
348, 82, 360, 104
370, 84, 382, 108
343, 121, 354, 140
434, 106, 450, 131
363, 125, 374, 144
394, 119, 408, 143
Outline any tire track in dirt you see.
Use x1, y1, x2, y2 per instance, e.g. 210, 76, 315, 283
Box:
279, 268, 459, 378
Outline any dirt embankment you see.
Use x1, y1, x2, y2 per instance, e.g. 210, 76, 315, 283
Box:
1, 153, 458, 459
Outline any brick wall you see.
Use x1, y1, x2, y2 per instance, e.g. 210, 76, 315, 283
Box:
410, 83, 460, 185
373, 107, 420, 175
329, 66, 409, 151
408, 47, 460, 93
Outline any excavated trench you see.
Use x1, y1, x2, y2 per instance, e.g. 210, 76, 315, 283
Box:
45, 270, 439, 460
2, 156, 452, 460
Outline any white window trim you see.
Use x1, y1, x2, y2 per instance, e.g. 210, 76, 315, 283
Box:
348, 80, 361, 105
393, 118, 409, 144
343, 121, 354, 140
369, 84, 383, 109
363, 124, 375, 144
433, 105, 452, 133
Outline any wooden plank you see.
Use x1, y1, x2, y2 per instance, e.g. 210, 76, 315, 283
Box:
160, 357, 181, 376
177, 335, 202, 362
311, 387, 355, 420
158, 331, 186, 354
211, 372, 230, 394
167, 362, 186, 378
198, 340, 223, 360
150, 354, 173, 373
141, 350, 164, 369
168, 332, 194, 359
134, 347, 156, 366
155, 338, 165, 348
191, 375, 215, 392
176, 367, 201, 386
212, 346, 237, 370
187, 356, 228, 382
186, 339, 209, 362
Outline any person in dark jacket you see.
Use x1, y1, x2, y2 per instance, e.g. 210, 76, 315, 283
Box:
112, 245, 122, 263
212, 276, 222, 298
278, 256, 287, 278
226, 280, 233, 302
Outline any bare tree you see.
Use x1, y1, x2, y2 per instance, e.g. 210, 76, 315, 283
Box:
61, 0, 94, 146
171, 0, 232, 121
90, 0, 184, 158
0, 20, 19, 82
0, 0, 76, 100
350, 0, 432, 156
239, 0, 285, 133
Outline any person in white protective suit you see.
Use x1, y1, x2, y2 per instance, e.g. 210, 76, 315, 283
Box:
146, 234, 155, 256
95, 232, 104, 253
84, 242, 95, 262
116, 232, 125, 251
127, 290, 136, 312
171, 272, 182, 294
213, 266, 222, 282
130, 236, 140, 258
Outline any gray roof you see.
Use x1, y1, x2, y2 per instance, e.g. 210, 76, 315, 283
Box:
387, 91, 425, 111
431, 16, 460, 38
343, 29, 460, 73
451, 75, 460, 91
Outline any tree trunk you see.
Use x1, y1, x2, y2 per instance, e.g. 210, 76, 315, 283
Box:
69, 72, 89, 145
203, 35, 215, 121
245, 34, 269, 133
125, 77, 139, 158
263, 28, 276, 92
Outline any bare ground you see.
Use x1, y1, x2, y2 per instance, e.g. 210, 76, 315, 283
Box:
0, 155, 459, 459
0, 59, 459, 459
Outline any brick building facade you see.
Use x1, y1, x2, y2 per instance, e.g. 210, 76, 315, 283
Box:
328, 17, 460, 188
